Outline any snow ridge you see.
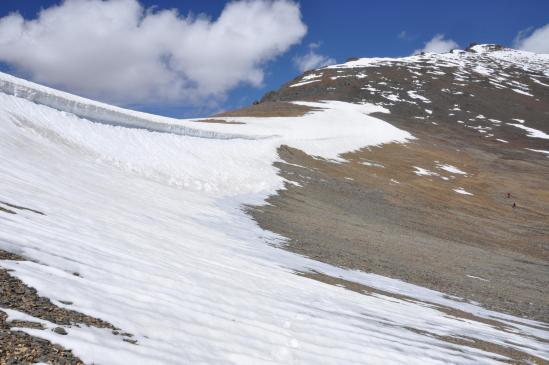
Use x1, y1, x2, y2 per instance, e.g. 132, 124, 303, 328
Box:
0, 72, 264, 140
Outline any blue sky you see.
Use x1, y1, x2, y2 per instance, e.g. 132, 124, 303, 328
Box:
0, 0, 548, 117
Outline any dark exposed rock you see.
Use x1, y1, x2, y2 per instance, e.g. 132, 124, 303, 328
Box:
259, 90, 279, 104
0, 200, 45, 215
0, 206, 16, 215
53, 327, 68, 335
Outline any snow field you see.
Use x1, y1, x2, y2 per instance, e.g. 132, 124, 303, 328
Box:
0, 72, 548, 364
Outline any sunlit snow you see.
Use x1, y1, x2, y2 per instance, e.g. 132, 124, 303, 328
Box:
508, 123, 549, 139
453, 187, 474, 196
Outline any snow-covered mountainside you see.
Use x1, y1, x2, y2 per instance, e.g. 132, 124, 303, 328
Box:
1, 45, 548, 364
268, 44, 549, 103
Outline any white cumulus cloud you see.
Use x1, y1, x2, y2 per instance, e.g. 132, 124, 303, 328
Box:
293, 42, 335, 72
514, 24, 549, 53
0, 0, 307, 106
413, 34, 459, 55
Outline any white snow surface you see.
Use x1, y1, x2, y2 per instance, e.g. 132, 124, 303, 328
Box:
507, 123, 549, 140
453, 188, 474, 196
526, 148, 549, 156
407, 90, 431, 103
289, 79, 321, 88
413, 166, 438, 176
512, 88, 533, 96
1, 71, 548, 364
437, 164, 467, 175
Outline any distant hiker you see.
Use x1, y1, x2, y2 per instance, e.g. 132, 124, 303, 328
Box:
507, 193, 511, 198
512, 202, 516, 208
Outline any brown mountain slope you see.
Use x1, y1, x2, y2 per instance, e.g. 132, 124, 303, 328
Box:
233, 45, 549, 321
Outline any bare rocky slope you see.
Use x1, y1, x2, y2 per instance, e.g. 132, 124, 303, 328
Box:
233, 44, 549, 321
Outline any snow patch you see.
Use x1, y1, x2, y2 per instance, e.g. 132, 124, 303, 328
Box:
526, 148, 549, 156
453, 188, 473, 196
408, 90, 431, 103
466, 275, 489, 282
508, 123, 549, 139
413, 166, 438, 176
289, 79, 321, 88
512, 88, 533, 96
437, 164, 467, 175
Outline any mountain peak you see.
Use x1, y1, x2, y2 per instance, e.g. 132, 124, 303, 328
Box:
464, 43, 505, 53
260, 43, 549, 105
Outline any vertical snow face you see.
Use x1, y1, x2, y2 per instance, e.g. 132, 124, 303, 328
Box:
0, 74, 548, 364
0, 72, 261, 140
